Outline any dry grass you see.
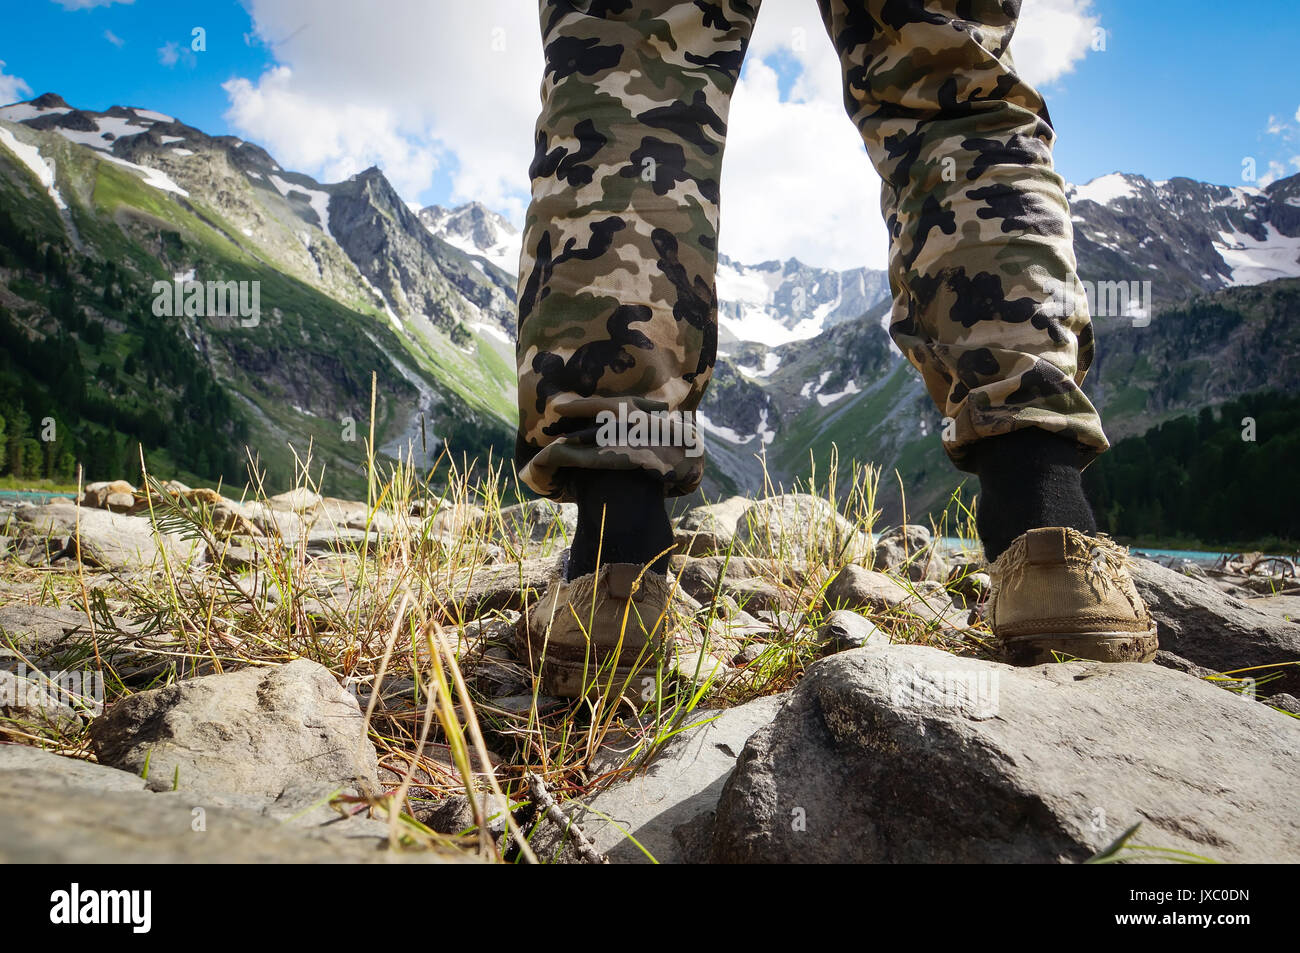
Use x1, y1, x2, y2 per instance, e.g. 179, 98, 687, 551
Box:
0, 437, 994, 862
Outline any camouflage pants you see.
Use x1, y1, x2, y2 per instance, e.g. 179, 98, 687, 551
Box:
516, 0, 1108, 500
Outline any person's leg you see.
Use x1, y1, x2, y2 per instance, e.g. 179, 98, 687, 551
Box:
516, 1, 760, 580
815, 0, 1155, 662
814, 0, 1105, 560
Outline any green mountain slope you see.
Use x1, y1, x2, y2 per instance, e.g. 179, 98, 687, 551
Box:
0, 112, 515, 495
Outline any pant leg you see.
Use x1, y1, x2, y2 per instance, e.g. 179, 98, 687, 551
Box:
517, 0, 760, 500
816, 0, 1108, 471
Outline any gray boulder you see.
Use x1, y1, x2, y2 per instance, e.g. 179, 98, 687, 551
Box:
267, 488, 322, 514
0, 745, 460, 863
872, 524, 947, 581
1131, 558, 1300, 696
674, 555, 806, 612
824, 564, 965, 627
674, 496, 752, 556
0, 668, 83, 728
535, 694, 788, 863
735, 494, 857, 563
90, 659, 379, 798
12, 502, 201, 570
711, 644, 1300, 863
818, 610, 888, 653
0, 604, 189, 684
437, 557, 557, 622
498, 499, 577, 547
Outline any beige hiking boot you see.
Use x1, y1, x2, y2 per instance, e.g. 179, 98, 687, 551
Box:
988, 527, 1158, 665
518, 563, 678, 700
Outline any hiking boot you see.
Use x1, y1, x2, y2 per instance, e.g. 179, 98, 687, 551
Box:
988, 526, 1158, 664
519, 563, 678, 700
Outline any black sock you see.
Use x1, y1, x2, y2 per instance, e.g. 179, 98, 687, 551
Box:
969, 428, 1098, 562
563, 469, 674, 580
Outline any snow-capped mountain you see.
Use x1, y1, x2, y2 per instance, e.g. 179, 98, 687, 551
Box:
3, 88, 1298, 511
0, 93, 516, 341
690, 169, 1300, 511
714, 254, 892, 351
419, 201, 521, 276
1065, 171, 1300, 308
0, 93, 520, 493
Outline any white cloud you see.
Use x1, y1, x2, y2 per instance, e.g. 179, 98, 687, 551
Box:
222, 0, 1099, 272
225, 0, 541, 219
224, 66, 445, 200
1258, 160, 1289, 188
722, 57, 885, 271
157, 41, 195, 68
104, 28, 124, 47
0, 61, 32, 105
717, 0, 1103, 270
1259, 156, 1300, 188
1010, 0, 1100, 87
50, 0, 133, 9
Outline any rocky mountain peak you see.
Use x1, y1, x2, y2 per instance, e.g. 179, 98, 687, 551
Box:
28, 92, 70, 109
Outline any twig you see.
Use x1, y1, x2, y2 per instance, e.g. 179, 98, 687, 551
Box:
526, 771, 608, 865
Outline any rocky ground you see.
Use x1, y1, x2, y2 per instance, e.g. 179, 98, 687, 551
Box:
1, 478, 1297, 863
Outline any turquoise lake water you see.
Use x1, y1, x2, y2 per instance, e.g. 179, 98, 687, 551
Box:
935, 536, 1249, 566
0, 489, 76, 504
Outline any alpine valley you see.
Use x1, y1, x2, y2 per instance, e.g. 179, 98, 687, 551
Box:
2, 93, 1298, 527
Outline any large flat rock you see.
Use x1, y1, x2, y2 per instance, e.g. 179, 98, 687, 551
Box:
0, 745, 461, 863
711, 644, 1300, 863
12, 502, 201, 570
535, 694, 788, 864
1131, 558, 1300, 695
90, 659, 379, 798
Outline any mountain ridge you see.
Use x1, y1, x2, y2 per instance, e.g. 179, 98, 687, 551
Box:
2, 91, 1298, 518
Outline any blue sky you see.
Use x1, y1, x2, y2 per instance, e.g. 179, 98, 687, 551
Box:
1, 1, 274, 147
2, 0, 1297, 268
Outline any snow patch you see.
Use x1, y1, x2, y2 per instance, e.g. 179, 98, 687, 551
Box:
0, 126, 67, 210
437, 230, 519, 274
170, 147, 194, 156
737, 352, 780, 378
99, 153, 188, 197
269, 173, 331, 237
472, 321, 513, 346
1212, 225, 1300, 285
94, 114, 153, 142
1070, 173, 1138, 206
815, 379, 861, 407
696, 408, 752, 445
0, 103, 71, 122
719, 305, 822, 347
